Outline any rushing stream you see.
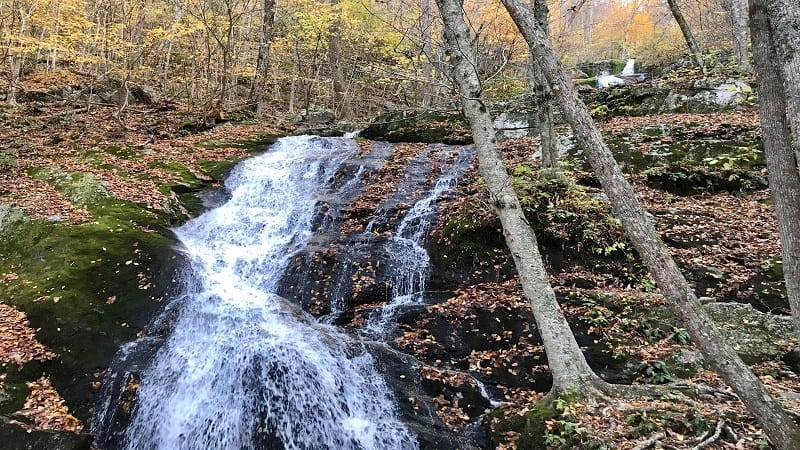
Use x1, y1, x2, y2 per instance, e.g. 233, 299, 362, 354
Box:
93, 136, 418, 450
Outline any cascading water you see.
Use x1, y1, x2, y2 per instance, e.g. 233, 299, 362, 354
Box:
93, 136, 417, 450
361, 145, 474, 337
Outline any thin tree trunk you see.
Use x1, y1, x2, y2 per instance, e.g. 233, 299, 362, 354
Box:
327, 18, 348, 119
420, 0, 436, 107
8, 52, 22, 106
665, 0, 705, 67
500, 0, 800, 447
750, 0, 800, 345
725, 0, 752, 72
435, 0, 609, 399
6, 7, 28, 106
529, 0, 558, 170
249, 0, 276, 114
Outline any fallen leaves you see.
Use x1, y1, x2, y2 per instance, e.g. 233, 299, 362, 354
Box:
0, 302, 55, 365
12, 377, 83, 433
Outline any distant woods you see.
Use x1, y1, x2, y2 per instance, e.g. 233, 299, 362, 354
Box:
0, 0, 752, 117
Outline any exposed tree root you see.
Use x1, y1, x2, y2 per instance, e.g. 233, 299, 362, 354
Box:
632, 431, 666, 450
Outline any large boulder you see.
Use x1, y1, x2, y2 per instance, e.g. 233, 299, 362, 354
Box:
648, 301, 795, 365
361, 109, 472, 144
588, 78, 754, 116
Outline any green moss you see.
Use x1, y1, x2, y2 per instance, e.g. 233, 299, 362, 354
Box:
102, 146, 139, 159
435, 204, 503, 269
0, 205, 177, 421
486, 400, 558, 450
198, 158, 239, 181
28, 167, 109, 208
513, 167, 626, 257
197, 132, 279, 152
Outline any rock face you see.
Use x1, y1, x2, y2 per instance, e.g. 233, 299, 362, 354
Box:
361, 79, 753, 143
588, 78, 754, 116
361, 109, 473, 144
649, 301, 795, 365
0, 421, 92, 450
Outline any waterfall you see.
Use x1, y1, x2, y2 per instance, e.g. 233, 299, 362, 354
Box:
361, 144, 474, 337
92, 136, 417, 450
621, 58, 636, 76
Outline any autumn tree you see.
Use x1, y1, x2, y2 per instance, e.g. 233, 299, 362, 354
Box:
499, 0, 800, 447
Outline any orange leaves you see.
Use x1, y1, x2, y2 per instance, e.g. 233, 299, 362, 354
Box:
13, 377, 83, 433
0, 302, 56, 366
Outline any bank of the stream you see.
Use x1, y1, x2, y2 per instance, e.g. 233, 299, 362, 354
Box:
0, 100, 284, 447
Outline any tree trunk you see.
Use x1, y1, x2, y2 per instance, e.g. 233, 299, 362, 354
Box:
529, 0, 558, 170
327, 2, 350, 119
435, 0, 609, 400
764, 0, 800, 168
665, 0, 705, 67
725, 0, 752, 72
8, 52, 22, 106
500, 0, 800, 447
249, 0, 276, 114
750, 0, 800, 345
419, 0, 436, 107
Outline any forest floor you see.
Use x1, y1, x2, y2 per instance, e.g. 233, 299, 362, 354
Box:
0, 95, 797, 449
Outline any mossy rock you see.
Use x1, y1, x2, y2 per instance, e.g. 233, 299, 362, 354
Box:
0, 206, 182, 422
646, 301, 796, 364
485, 401, 558, 450
28, 168, 109, 208
361, 109, 472, 144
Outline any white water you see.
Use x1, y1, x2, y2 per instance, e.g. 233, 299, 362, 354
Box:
115, 136, 417, 450
361, 145, 473, 337
621, 58, 636, 76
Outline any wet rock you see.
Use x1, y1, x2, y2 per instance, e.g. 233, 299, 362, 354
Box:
0, 421, 92, 450
365, 342, 488, 450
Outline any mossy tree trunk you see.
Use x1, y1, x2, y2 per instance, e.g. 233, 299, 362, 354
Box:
749, 0, 800, 346
763, 0, 800, 169
501, 0, 800, 447
528, 0, 558, 170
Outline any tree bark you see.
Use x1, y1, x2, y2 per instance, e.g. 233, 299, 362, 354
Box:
249, 0, 276, 114
750, 0, 800, 345
764, 0, 800, 168
665, 0, 705, 67
529, 0, 558, 170
327, 2, 350, 119
500, 0, 800, 447
435, 0, 609, 399
725, 0, 752, 72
